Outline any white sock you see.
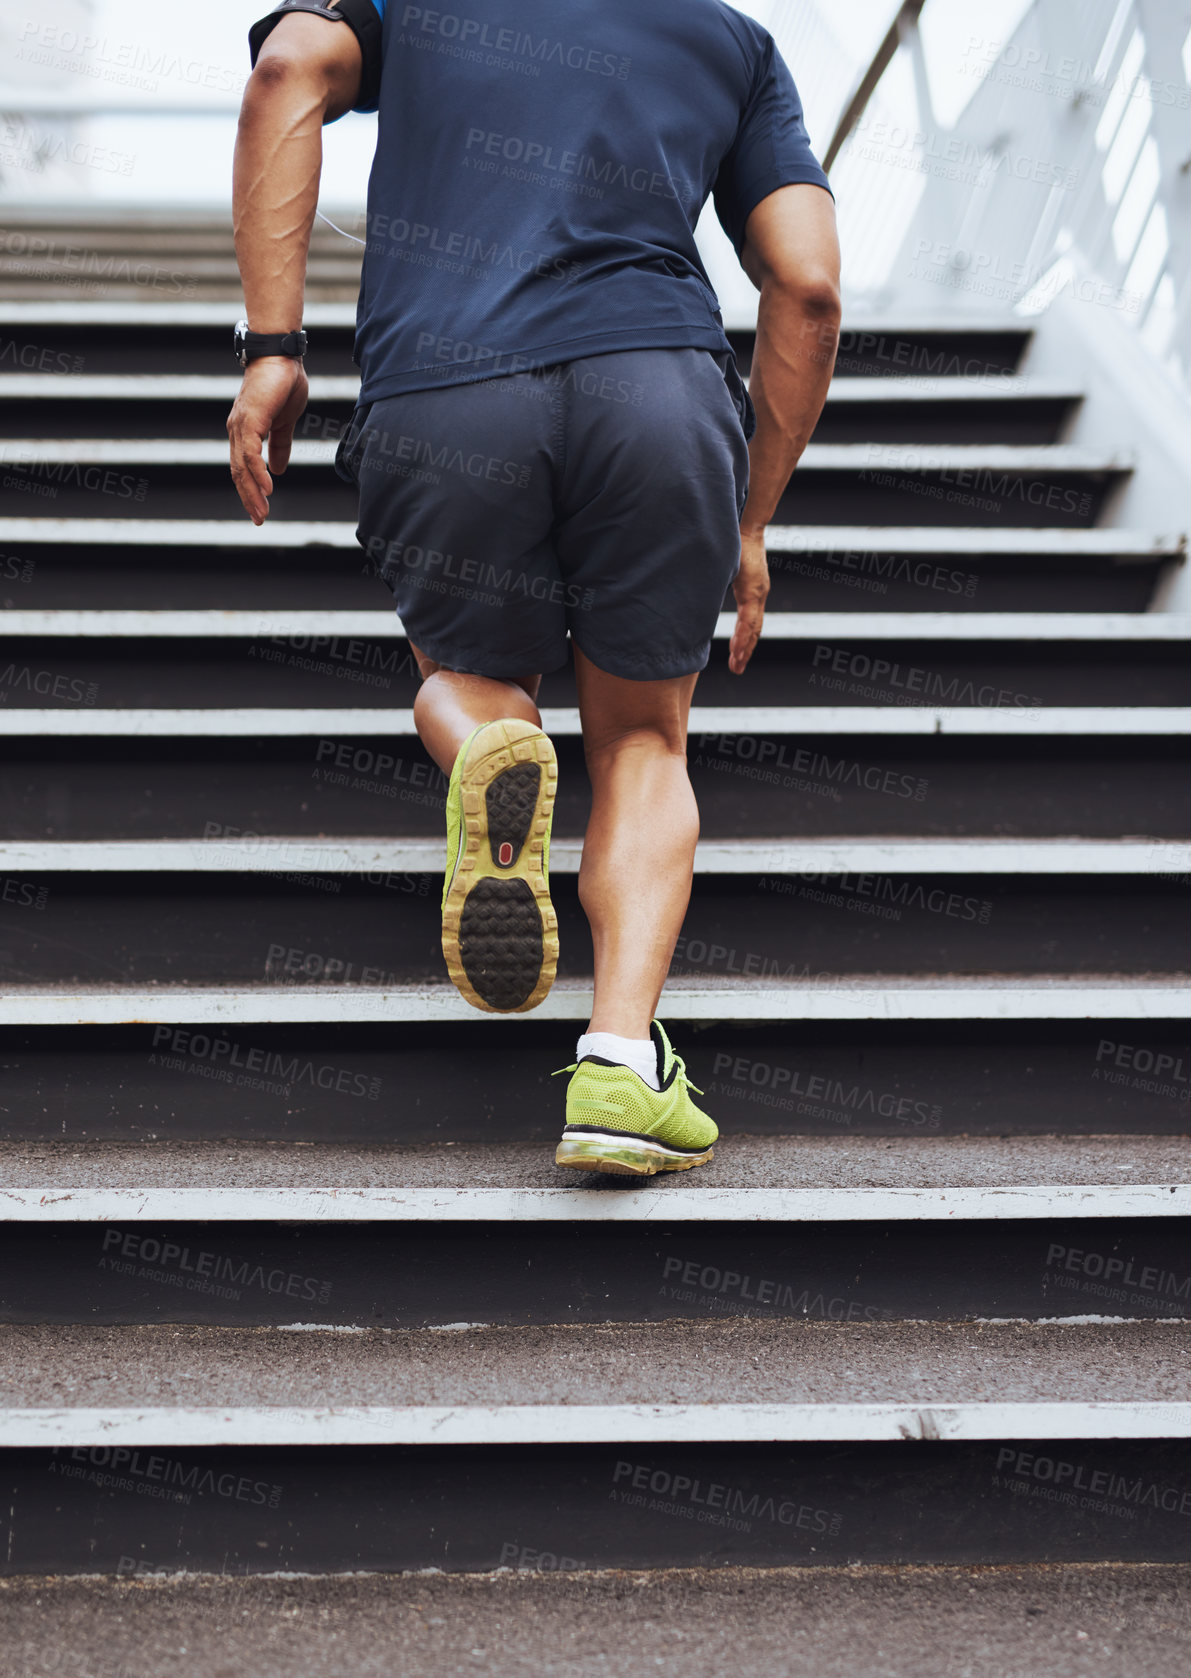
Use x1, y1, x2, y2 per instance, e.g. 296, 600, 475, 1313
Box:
575, 1031, 659, 1090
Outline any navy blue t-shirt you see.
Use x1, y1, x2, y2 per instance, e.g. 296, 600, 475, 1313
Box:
346, 0, 832, 401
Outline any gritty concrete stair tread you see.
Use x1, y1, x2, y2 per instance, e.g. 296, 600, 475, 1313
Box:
1, 1134, 1187, 1192
6, 1564, 1191, 1678
3, 1321, 1190, 1412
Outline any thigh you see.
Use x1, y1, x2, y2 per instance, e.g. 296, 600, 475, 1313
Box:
344, 376, 570, 680
553, 348, 749, 682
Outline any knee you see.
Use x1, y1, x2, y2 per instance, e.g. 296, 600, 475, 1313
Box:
583, 721, 688, 771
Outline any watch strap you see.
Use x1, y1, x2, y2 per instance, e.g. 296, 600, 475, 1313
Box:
234, 322, 308, 366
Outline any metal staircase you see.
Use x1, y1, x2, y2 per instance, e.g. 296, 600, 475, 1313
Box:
0, 288, 1189, 1633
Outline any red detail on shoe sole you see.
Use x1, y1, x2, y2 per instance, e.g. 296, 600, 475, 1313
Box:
497, 841, 514, 866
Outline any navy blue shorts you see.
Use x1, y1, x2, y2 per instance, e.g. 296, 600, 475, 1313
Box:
335, 347, 752, 682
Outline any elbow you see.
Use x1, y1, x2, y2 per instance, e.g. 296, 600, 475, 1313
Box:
240, 50, 331, 123
763, 271, 842, 326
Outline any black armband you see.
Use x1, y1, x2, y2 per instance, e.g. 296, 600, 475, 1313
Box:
248, 0, 382, 110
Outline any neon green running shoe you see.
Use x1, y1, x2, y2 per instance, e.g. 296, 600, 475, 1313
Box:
553, 1020, 717, 1176
441, 717, 557, 1013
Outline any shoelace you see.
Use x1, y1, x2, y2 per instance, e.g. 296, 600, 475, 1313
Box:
551, 1057, 704, 1096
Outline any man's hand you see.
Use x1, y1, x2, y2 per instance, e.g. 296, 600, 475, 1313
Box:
728, 526, 769, 675
226, 357, 309, 524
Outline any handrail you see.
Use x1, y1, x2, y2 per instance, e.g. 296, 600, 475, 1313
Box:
822, 0, 926, 174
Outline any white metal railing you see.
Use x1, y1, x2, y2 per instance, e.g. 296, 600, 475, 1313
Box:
825, 0, 1191, 390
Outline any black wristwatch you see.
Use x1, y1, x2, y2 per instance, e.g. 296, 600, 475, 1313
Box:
233, 318, 308, 368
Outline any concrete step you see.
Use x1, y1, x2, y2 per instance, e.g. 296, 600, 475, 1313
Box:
1, 1135, 1188, 1222
2, 1320, 1189, 1444
2, 1322, 1191, 1456
3, 1565, 1191, 1673
2, 521, 1174, 613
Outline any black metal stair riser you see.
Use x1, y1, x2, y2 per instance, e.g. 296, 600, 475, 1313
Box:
0, 466, 1122, 527
0, 395, 1077, 446
0, 323, 1030, 378
2, 737, 1190, 838
0, 873, 1188, 982
3, 1221, 1189, 1328
4, 1439, 1191, 1574
3, 1020, 1190, 1141
1, 545, 1166, 614
2, 639, 1190, 708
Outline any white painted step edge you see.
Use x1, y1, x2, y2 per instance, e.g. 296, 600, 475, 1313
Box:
1, 707, 1189, 736
1, 980, 1189, 1026
0, 439, 1134, 469
0, 301, 1031, 330
4, 1186, 1191, 1223
0, 373, 1080, 402
0, 519, 1178, 555
3, 610, 1190, 640
1, 838, 1187, 876
4, 1400, 1191, 1448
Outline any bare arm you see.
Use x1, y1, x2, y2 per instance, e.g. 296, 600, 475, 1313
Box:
728, 183, 841, 674
227, 9, 363, 523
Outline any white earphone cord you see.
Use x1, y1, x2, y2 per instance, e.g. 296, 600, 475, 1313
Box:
316, 208, 366, 245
